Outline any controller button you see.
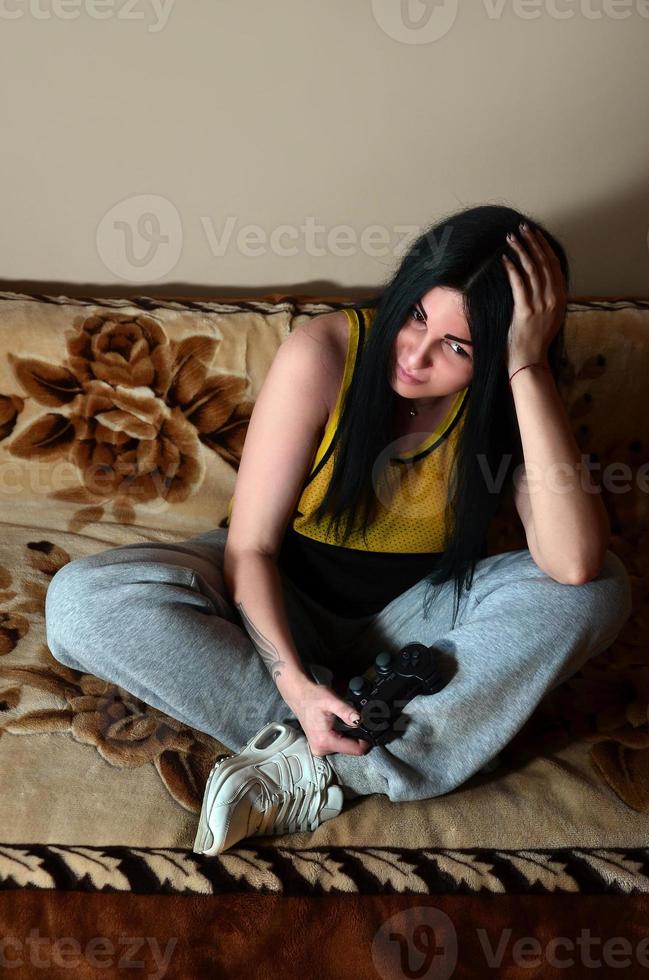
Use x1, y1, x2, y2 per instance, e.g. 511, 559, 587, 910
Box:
375, 652, 392, 672
349, 676, 367, 695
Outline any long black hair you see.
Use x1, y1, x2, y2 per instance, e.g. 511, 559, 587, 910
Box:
312, 204, 571, 627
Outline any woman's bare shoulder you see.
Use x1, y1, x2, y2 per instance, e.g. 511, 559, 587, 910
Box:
296, 310, 351, 416
299, 309, 349, 353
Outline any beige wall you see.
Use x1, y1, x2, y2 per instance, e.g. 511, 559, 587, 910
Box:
1, 0, 648, 299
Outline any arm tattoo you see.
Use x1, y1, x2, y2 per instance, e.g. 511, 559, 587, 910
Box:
235, 601, 288, 685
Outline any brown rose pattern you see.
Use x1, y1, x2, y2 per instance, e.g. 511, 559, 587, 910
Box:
0, 393, 24, 441
0, 658, 227, 812
6, 311, 253, 530
0, 540, 74, 667
0, 540, 230, 810
0, 563, 29, 657
0, 611, 30, 657
0, 542, 66, 719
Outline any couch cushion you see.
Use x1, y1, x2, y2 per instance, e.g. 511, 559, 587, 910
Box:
0, 291, 647, 886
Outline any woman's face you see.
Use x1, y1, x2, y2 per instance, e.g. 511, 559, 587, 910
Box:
389, 286, 474, 404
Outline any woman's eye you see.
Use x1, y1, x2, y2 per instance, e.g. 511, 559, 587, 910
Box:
410, 306, 425, 324
448, 341, 469, 359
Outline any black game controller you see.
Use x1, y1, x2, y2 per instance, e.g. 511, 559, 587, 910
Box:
332, 642, 443, 747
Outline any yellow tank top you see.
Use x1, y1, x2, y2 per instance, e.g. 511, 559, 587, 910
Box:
227, 305, 470, 617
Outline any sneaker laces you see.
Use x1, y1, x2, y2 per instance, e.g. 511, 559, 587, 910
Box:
253, 756, 331, 837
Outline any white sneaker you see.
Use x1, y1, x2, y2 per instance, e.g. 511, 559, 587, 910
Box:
193, 721, 344, 856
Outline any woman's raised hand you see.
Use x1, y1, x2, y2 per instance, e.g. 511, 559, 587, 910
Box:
501, 223, 568, 372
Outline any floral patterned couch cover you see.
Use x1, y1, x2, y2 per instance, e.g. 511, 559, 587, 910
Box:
0, 289, 647, 898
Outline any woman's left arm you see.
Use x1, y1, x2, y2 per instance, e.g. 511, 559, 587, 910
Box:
502, 223, 610, 585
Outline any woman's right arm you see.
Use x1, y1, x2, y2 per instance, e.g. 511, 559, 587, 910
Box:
224, 549, 369, 756
223, 549, 311, 697
223, 316, 370, 755
223, 317, 332, 686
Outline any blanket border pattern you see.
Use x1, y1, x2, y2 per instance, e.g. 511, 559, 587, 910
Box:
0, 845, 648, 895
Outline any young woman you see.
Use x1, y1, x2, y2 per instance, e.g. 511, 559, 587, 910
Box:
44, 205, 633, 857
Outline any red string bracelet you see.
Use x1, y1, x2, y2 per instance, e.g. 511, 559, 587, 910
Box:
508, 362, 550, 385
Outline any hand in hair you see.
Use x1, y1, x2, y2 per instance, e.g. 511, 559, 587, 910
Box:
501, 223, 568, 373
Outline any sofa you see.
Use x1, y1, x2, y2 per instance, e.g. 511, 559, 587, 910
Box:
0, 289, 647, 976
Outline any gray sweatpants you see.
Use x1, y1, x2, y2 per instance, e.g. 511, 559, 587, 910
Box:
43, 528, 633, 803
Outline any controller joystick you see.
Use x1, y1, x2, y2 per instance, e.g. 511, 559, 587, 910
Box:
332, 642, 443, 747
